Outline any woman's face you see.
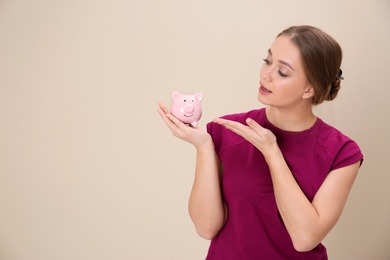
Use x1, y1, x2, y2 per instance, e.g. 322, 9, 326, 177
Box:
258, 35, 313, 108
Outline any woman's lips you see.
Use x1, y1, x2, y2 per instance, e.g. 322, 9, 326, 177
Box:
259, 84, 272, 95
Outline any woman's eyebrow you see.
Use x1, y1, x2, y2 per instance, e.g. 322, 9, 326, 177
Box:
268, 48, 295, 71
279, 60, 295, 71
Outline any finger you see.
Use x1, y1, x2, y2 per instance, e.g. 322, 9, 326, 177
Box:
213, 118, 249, 136
157, 107, 174, 126
213, 117, 238, 126
157, 101, 189, 129
213, 118, 245, 129
157, 106, 167, 118
246, 118, 267, 133
166, 113, 184, 126
157, 107, 179, 130
157, 101, 169, 114
246, 118, 276, 144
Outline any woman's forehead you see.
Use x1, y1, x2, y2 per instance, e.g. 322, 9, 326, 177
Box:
269, 36, 303, 70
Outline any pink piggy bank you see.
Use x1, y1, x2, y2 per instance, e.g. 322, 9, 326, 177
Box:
170, 91, 204, 127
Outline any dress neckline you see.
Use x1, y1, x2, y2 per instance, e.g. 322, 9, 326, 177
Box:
260, 108, 321, 136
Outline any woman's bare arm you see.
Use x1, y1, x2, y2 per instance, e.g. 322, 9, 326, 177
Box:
188, 139, 225, 239
266, 148, 360, 251
157, 102, 225, 239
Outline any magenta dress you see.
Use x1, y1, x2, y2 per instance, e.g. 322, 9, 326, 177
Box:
205, 108, 363, 260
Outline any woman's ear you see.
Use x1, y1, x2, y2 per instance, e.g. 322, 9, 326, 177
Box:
302, 85, 315, 99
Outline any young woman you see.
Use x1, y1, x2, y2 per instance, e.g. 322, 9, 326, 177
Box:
157, 25, 363, 259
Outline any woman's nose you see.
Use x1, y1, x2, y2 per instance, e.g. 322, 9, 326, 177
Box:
260, 66, 272, 82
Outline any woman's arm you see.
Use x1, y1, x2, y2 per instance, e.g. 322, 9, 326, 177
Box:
157, 102, 225, 239
266, 147, 360, 251
188, 139, 226, 240
213, 117, 361, 251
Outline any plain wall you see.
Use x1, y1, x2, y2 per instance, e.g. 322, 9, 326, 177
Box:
0, 0, 389, 259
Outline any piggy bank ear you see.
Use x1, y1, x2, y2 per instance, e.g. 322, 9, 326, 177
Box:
194, 92, 203, 102
172, 91, 181, 100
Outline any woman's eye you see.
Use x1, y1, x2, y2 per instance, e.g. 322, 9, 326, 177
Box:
263, 58, 287, 77
278, 71, 288, 77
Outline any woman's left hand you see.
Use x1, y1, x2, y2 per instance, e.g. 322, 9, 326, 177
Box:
213, 117, 279, 157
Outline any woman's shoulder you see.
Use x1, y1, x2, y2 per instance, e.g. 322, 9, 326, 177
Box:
315, 119, 354, 144
314, 119, 363, 169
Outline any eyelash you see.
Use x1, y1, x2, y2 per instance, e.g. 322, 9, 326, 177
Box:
262, 58, 288, 78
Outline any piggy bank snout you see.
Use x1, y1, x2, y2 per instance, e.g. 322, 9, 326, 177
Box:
184, 104, 195, 113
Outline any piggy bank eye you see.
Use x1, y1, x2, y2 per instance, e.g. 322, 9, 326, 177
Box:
184, 99, 186, 102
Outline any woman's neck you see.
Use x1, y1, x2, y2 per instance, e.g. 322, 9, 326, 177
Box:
265, 106, 317, 132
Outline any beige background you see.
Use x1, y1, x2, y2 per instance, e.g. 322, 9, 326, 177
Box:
0, 0, 389, 259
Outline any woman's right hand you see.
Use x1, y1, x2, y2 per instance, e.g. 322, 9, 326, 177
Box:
157, 101, 212, 148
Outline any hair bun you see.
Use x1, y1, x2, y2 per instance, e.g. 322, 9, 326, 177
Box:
327, 78, 341, 101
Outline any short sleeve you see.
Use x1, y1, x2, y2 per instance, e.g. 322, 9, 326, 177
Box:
331, 139, 364, 171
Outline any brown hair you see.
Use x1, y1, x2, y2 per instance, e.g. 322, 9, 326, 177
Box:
278, 25, 343, 105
